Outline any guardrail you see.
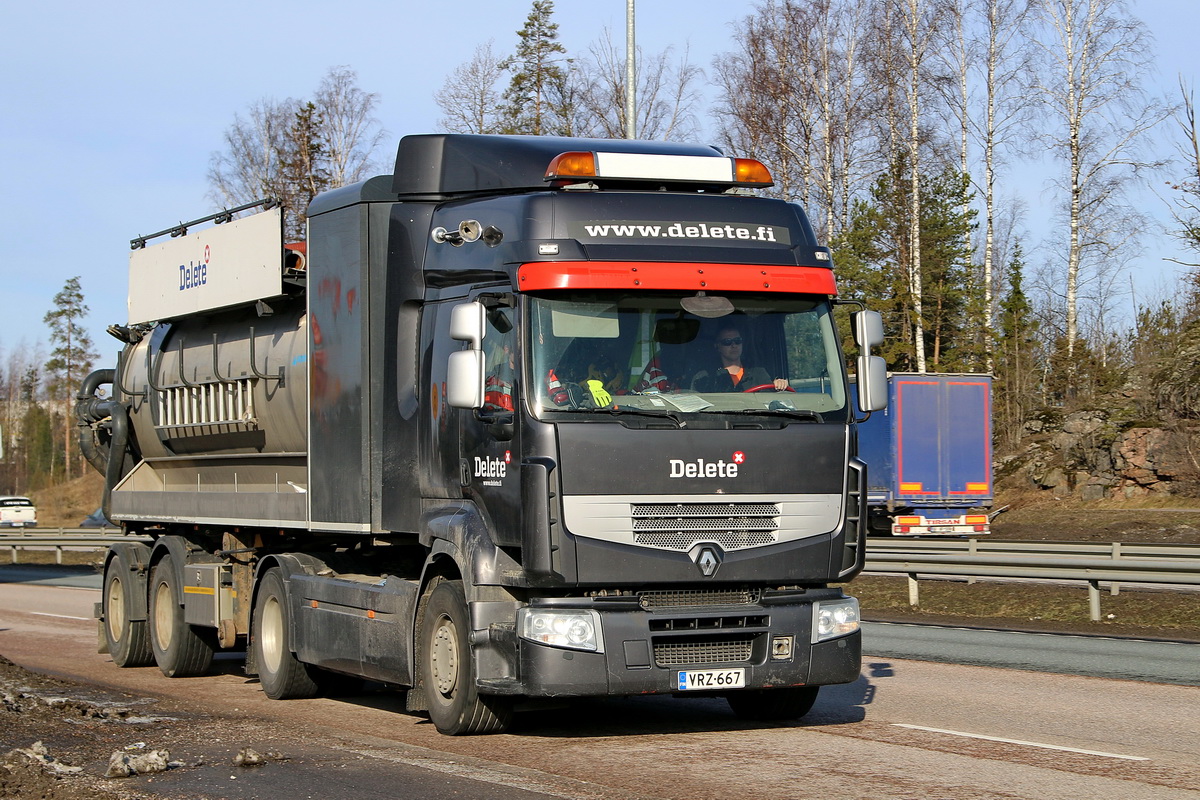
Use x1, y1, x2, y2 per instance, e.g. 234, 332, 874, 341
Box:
864, 538, 1200, 620
0, 529, 145, 565
5, 531, 1199, 622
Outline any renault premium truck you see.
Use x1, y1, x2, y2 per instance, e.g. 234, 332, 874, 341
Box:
78, 134, 887, 734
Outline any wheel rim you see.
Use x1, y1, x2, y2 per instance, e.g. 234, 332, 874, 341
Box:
106, 575, 125, 643
430, 613, 459, 698
261, 595, 284, 673
153, 579, 173, 652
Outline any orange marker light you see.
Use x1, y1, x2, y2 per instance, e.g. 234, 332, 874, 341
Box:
734, 158, 773, 186
545, 151, 597, 180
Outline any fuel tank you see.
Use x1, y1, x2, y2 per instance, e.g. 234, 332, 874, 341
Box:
119, 301, 308, 460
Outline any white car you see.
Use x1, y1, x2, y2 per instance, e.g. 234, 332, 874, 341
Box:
0, 496, 37, 528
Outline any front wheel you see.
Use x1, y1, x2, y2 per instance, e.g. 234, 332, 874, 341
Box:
420, 579, 512, 735
727, 686, 820, 721
102, 554, 152, 667
148, 553, 215, 678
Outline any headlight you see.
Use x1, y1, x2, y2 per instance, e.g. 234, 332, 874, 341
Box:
519, 608, 604, 653
812, 596, 860, 643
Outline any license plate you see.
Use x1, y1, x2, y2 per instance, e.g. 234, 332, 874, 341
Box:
927, 526, 958, 533
677, 668, 746, 691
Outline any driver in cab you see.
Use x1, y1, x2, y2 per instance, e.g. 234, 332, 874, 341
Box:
692, 326, 788, 392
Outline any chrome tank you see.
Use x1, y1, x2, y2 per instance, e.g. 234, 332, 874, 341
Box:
119, 304, 307, 460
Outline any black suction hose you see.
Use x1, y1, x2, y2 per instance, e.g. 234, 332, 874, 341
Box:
76, 368, 132, 524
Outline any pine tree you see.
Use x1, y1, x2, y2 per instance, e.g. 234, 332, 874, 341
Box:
994, 244, 1039, 447
500, 1, 570, 135
43, 276, 96, 481
830, 159, 977, 372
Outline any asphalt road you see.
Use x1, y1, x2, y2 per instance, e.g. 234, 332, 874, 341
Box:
1, 568, 1199, 799
9, 565, 1198, 685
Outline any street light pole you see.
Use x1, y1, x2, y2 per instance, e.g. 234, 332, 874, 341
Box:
625, 0, 636, 139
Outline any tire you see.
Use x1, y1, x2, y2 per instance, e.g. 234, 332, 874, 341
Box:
102, 555, 153, 667
148, 553, 215, 678
420, 579, 512, 735
252, 568, 319, 700
727, 686, 820, 721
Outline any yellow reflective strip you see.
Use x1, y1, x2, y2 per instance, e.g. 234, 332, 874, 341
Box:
183, 586, 215, 595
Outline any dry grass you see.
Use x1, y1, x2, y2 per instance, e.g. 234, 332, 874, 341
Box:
844, 574, 1200, 640
27, 471, 105, 527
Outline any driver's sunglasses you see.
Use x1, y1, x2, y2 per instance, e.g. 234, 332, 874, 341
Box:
717, 337, 743, 346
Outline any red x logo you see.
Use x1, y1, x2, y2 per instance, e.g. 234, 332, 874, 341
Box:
732, 451, 746, 464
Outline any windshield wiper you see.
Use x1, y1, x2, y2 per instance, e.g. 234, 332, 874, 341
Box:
597, 405, 685, 427
730, 403, 824, 423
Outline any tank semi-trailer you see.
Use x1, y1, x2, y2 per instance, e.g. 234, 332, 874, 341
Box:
78, 134, 888, 735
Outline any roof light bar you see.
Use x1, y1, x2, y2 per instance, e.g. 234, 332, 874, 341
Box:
544, 151, 773, 187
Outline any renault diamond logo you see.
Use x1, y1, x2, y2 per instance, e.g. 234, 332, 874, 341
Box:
696, 547, 721, 577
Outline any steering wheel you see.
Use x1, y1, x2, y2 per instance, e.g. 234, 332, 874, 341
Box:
743, 383, 795, 393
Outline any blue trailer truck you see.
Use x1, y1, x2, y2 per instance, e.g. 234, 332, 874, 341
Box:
857, 373, 993, 536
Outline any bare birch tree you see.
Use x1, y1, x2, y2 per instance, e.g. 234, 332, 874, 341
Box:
314, 66, 386, 187
573, 31, 702, 141
898, 0, 949, 372
1167, 76, 1200, 270
1033, 0, 1166, 360
209, 67, 386, 238
436, 40, 508, 134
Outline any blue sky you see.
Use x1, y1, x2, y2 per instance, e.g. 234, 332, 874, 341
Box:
1, 0, 1196, 368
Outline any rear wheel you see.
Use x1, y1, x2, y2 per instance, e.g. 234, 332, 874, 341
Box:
421, 579, 512, 735
253, 568, 320, 699
148, 553, 215, 678
102, 555, 152, 667
727, 686, 820, 721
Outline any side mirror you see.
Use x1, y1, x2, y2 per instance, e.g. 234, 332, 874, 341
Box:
448, 301, 486, 409
450, 301, 485, 347
852, 310, 884, 350
448, 349, 484, 409
856, 355, 888, 413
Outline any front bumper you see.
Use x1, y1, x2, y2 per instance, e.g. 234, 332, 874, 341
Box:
479, 591, 861, 698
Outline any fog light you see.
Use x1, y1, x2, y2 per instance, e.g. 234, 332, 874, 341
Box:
519, 608, 604, 653
813, 596, 860, 643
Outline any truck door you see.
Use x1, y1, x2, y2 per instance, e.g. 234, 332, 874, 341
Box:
458, 298, 523, 547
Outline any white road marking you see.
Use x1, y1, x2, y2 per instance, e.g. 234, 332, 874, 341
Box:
893, 724, 1150, 761
30, 612, 90, 621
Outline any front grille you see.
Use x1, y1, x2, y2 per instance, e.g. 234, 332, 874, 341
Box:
653, 636, 755, 667
638, 588, 761, 609
630, 502, 780, 551
635, 530, 777, 550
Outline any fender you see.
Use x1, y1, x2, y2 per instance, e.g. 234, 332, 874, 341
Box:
245, 552, 331, 675
104, 540, 153, 621
420, 502, 524, 600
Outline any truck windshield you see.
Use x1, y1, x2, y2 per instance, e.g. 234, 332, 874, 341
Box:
527, 292, 848, 420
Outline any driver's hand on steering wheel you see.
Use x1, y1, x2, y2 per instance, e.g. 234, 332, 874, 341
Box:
773, 378, 788, 391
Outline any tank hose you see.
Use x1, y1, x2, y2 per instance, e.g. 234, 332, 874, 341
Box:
75, 368, 132, 524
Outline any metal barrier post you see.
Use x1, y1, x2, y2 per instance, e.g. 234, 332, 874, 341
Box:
1111, 542, 1121, 596
1088, 580, 1101, 621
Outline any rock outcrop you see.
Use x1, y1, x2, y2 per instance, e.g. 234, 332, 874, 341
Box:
999, 411, 1200, 499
